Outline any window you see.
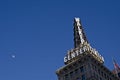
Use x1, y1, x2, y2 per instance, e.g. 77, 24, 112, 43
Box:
82, 74, 86, 80
87, 63, 91, 70
80, 66, 84, 73
98, 69, 100, 74
70, 71, 74, 78
75, 69, 79, 74
118, 72, 120, 78
76, 77, 80, 80
65, 74, 69, 80
99, 77, 102, 80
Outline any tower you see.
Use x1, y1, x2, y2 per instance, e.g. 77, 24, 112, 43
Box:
56, 18, 120, 80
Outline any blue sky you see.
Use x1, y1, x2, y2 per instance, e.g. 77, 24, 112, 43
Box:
0, 0, 120, 80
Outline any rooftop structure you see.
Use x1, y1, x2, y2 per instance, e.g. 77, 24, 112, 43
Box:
56, 18, 120, 80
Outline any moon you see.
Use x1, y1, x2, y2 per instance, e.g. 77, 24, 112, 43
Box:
11, 55, 16, 58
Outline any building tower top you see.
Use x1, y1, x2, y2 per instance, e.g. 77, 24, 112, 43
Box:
63, 18, 104, 64
74, 18, 88, 48
56, 18, 120, 80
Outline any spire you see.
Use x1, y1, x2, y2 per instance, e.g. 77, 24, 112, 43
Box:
73, 18, 88, 48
